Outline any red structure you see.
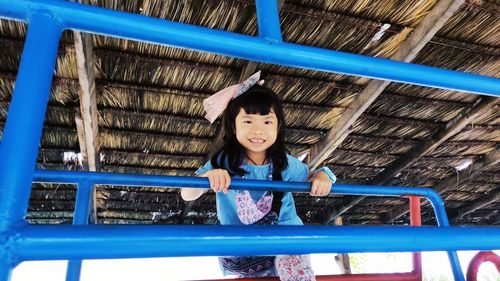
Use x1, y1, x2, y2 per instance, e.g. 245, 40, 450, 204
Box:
466, 251, 500, 281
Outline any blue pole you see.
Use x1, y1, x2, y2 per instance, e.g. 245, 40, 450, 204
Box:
65, 181, 93, 281
255, 0, 282, 42
30, 170, 450, 225
13, 225, 500, 261
0, 261, 13, 281
0, 13, 62, 231
0, 0, 499, 96
32, 170, 467, 280
432, 204, 464, 280
0, 12, 62, 281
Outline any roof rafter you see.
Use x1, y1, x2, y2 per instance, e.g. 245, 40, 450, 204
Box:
328, 96, 498, 223
384, 148, 499, 223
450, 188, 500, 223
317, 0, 475, 224
308, 0, 466, 171
71, 0, 100, 223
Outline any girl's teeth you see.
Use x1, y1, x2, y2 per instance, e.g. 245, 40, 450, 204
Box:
250, 139, 264, 143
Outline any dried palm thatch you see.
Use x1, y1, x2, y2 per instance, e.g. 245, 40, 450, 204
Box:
94, 36, 242, 68
451, 125, 500, 141
99, 109, 216, 137
439, 1, 500, 46
428, 140, 497, 157
286, 128, 323, 144
100, 129, 211, 154
95, 49, 240, 91
1, 0, 498, 226
413, 43, 500, 77
288, 0, 440, 27
41, 127, 79, 148
353, 115, 440, 140
98, 83, 207, 116
102, 150, 204, 170
367, 93, 468, 122
266, 74, 357, 107
328, 149, 397, 167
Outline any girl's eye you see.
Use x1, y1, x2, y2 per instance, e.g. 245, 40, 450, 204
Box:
243, 120, 252, 124
265, 121, 273, 124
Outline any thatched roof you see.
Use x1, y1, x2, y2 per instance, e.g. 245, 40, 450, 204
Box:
0, 0, 498, 226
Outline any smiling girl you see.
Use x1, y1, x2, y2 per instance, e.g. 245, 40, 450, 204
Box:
181, 72, 336, 280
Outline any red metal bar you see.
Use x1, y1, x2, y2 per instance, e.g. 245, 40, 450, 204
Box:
409, 195, 423, 281
466, 251, 500, 281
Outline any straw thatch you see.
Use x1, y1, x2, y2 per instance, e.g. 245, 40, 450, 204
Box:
0, 0, 498, 226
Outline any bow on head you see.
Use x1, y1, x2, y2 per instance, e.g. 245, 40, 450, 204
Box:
203, 71, 264, 123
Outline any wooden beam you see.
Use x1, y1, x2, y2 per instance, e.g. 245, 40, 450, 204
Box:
318, 0, 480, 222
333, 217, 351, 274
71, 0, 100, 223
372, 97, 498, 186
330, 97, 498, 222
451, 189, 500, 223
384, 148, 500, 223
307, 0, 466, 170
74, 32, 99, 171
487, 212, 500, 225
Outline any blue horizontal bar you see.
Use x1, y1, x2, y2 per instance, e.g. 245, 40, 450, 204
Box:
31, 169, 438, 197
32, 170, 448, 223
0, 0, 499, 97
13, 225, 500, 261
32, 170, 446, 209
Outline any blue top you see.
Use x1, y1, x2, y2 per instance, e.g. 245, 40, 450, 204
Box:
195, 154, 309, 226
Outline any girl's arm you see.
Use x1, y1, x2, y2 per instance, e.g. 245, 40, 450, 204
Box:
308, 167, 336, 197
181, 187, 206, 201
181, 169, 231, 201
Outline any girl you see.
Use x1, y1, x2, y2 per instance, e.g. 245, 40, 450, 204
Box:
181, 72, 336, 281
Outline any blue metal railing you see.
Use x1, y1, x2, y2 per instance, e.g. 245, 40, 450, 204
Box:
0, 1, 499, 281
27, 169, 499, 281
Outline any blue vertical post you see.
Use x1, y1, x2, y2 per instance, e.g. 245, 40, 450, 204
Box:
66, 181, 93, 281
427, 193, 465, 281
0, 12, 62, 281
0, 262, 13, 281
255, 0, 282, 42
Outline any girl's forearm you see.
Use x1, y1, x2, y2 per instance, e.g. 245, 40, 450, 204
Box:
181, 188, 206, 201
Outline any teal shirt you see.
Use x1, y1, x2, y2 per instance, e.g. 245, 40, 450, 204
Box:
195, 154, 309, 226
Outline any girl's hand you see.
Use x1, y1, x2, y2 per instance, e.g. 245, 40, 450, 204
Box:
201, 169, 231, 194
308, 171, 332, 197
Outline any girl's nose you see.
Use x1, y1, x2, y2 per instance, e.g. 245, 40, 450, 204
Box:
251, 126, 265, 135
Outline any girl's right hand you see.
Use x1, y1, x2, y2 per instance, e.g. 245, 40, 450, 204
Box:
201, 169, 231, 194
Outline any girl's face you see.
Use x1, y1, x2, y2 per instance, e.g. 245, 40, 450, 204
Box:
234, 108, 278, 160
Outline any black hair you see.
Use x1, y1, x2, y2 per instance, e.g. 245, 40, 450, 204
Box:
210, 84, 288, 182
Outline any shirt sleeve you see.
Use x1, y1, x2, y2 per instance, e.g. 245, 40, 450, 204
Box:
195, 160, 213, 176
286, 155, 310, 182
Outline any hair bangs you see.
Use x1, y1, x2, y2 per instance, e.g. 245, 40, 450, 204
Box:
237, 90, 275, 116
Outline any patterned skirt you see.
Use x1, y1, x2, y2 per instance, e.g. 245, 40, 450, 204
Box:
218, 212, 316, 280
218, 212, 279, 277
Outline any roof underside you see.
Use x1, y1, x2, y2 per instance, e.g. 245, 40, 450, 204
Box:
0, 0, 498, 226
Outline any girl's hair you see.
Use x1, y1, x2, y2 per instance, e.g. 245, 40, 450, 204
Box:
210, 84, 288, 181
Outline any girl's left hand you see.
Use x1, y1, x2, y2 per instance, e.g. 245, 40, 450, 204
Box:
308, 171, 332, 197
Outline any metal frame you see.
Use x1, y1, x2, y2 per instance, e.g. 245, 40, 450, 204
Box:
0, 1, 499, 281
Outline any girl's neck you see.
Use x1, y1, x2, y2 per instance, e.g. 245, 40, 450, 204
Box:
245, 152, 268, 165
